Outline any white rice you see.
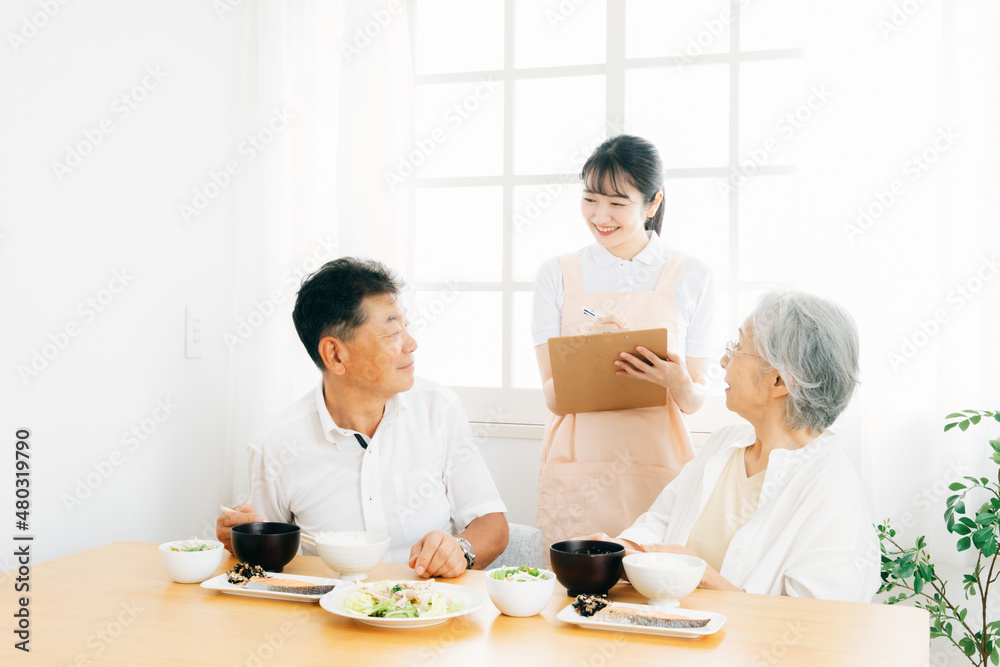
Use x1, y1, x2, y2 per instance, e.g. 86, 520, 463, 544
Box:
314, 531, 369, 546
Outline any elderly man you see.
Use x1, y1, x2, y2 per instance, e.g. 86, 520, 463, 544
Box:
216, 257, 508, 578
587, 290, 879, 602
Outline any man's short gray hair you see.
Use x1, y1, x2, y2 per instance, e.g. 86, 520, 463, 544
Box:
747, 291, 860, 433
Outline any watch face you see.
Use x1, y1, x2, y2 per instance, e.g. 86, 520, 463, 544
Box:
457, 538, 475, 568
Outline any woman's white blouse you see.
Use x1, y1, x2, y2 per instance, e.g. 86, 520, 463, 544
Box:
618, 422, 881, 603
531, 231, 716, 357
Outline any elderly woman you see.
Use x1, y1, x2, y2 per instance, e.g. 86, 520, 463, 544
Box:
588, 291, 879, 602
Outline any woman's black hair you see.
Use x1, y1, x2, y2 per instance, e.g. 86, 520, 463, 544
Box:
579, 135, 665, 235
292, 257, 403, 370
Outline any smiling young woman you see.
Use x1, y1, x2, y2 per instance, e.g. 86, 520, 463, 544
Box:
531, 135, 717, 551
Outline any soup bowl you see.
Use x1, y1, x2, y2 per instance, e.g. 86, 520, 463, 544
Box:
549, 540, 625, 597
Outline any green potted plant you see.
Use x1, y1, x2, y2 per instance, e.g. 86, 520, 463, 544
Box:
878, 410, 1000, 665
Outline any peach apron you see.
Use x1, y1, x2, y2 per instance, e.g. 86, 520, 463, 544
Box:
536, 251, 694, 551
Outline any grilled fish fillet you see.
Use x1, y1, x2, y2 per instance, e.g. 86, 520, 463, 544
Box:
245, 577, 336, 595
592, 605, 710, 629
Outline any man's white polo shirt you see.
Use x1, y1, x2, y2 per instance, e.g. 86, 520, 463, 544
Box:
247, 377, 507, 563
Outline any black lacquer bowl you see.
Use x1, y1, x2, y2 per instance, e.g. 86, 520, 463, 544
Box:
231, 522, 300, 572
549, 540, 625, 597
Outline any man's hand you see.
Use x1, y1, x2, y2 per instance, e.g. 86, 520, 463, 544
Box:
215, 504, 263, 553
408, 530, 467, 579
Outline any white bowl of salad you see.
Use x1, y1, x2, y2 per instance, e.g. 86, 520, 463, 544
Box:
485, 565, 556, 617
158, 539, 225, 584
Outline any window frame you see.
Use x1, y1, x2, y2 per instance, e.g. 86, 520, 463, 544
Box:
406, 0, 802, 434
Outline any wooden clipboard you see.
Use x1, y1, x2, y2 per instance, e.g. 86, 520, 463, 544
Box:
547, 328, 669, 414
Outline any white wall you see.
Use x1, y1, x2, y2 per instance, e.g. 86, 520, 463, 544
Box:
1, 1, 250, 565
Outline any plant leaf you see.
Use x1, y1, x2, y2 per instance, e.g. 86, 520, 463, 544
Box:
950, 482, 967, 491
958, 536, 972, 551
973, 527, 992, 549
946, 412, 966, 419
960, 420, 970, 431
945, 422, 959, 432
985, 537, 998, 558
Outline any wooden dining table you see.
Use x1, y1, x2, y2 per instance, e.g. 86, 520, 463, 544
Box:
1, 541, 928, 666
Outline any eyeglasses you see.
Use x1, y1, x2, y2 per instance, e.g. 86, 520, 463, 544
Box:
725, 340, 763, 361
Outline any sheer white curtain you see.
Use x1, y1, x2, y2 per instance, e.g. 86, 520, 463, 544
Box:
224, 0, 415, 505
795, 0, 1000, 564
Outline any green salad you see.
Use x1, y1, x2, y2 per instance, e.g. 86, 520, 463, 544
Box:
490, 565, 547, 582
343, 580, 463, 619
169, 540, 218, 552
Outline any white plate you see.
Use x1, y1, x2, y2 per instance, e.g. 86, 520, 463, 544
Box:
557, 603, 726, 639
320, 581, 484, 628
200, 572, 343, 602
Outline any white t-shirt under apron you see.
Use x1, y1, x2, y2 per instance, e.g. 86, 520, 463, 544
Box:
531, 231, 715, 358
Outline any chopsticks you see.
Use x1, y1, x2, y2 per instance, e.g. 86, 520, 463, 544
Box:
219, 505, 316, 546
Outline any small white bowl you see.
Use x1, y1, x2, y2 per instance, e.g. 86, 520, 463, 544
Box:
314, 531, 391, 581
158, 540, 225, 584
484, 567, 557, 617
623, 553, 706, 608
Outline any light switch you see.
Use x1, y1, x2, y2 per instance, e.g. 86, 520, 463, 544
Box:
185, 306, 203, 358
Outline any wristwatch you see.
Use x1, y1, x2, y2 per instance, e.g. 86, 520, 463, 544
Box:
455, 537, 476, 570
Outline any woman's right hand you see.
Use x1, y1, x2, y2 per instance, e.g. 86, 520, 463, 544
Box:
585, 315, 628, 333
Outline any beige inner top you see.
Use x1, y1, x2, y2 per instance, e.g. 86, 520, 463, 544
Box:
685, 447, 766, 572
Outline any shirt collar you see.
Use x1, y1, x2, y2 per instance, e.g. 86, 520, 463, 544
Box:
313, 382, 406, 445
590, 230, 665, 267
720, 428, 836, 460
